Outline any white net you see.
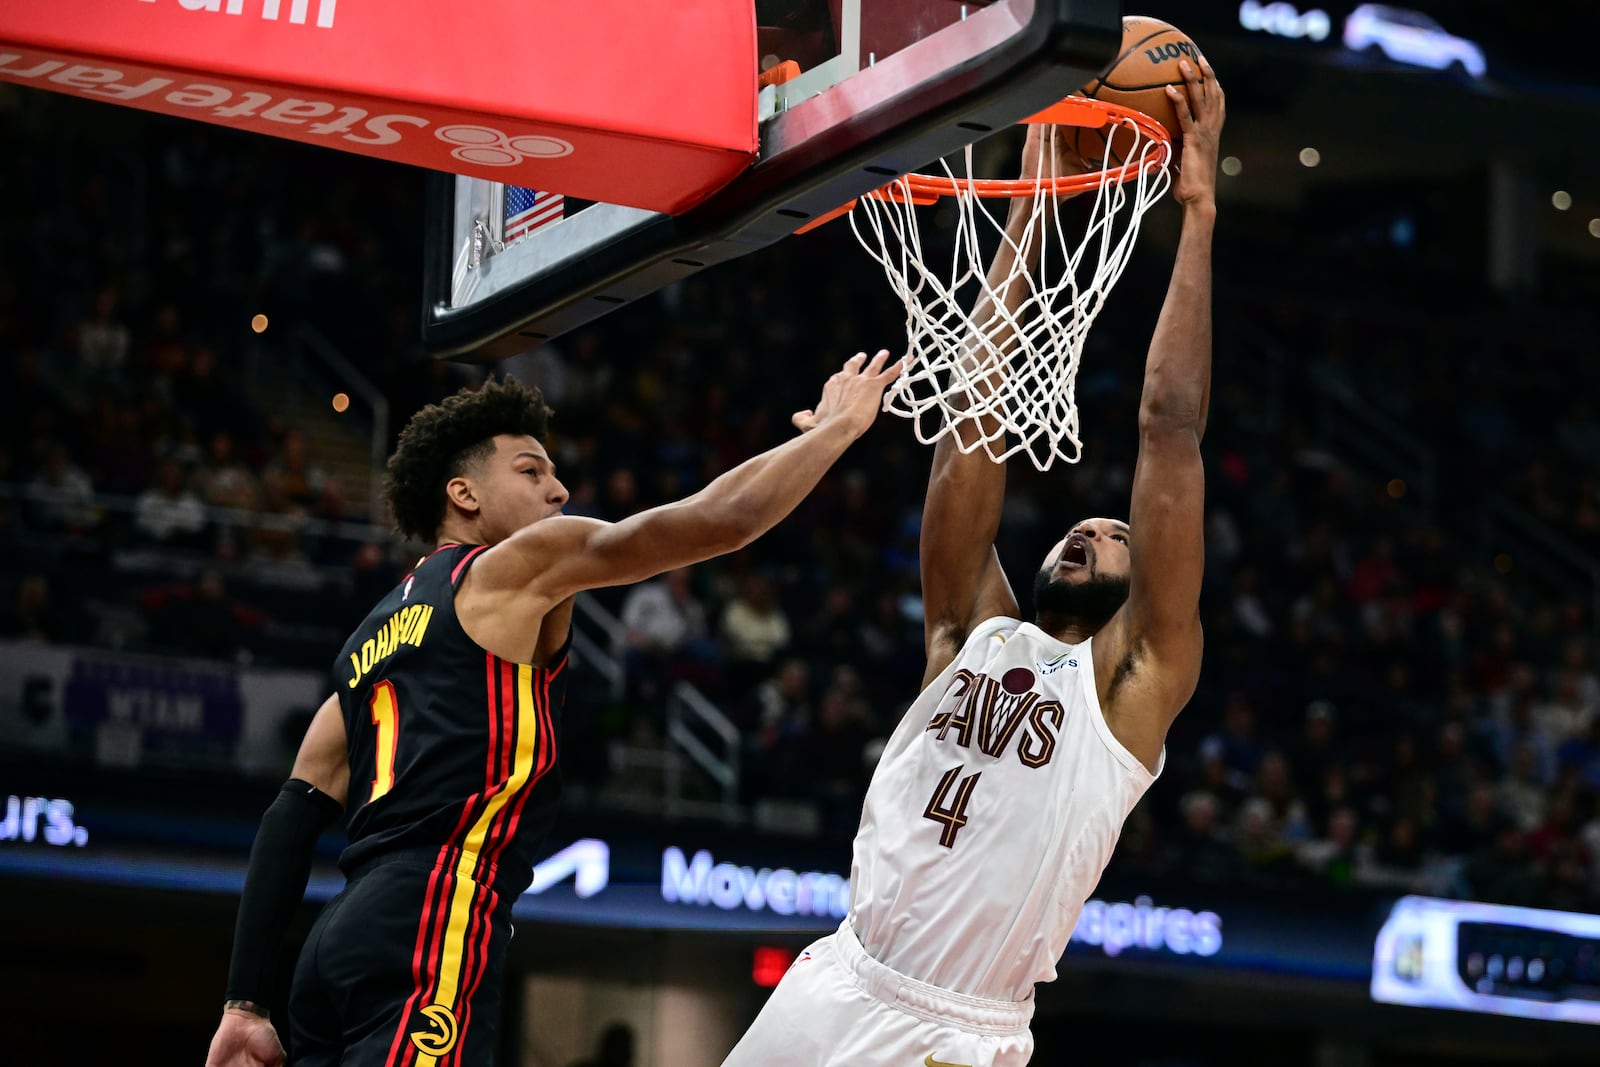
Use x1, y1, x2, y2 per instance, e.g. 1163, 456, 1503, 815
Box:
850, 119, 1170, 471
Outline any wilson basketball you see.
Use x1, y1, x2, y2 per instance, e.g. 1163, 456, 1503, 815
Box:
1073, 16, 1203, 167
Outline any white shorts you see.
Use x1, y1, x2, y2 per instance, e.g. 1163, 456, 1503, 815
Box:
721, 922, 1035, 1067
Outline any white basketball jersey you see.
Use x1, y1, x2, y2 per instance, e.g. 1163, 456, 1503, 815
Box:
848, 616, 1163, 1002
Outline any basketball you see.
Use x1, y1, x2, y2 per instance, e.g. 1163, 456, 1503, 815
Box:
1073, 15, 1203, 167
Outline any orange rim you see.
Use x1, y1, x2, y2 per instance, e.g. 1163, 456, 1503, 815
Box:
888, 97, 1172, 200
794, 98, 1172, 234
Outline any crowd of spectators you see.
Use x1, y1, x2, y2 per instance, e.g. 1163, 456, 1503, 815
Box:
2, 87, 1598, 914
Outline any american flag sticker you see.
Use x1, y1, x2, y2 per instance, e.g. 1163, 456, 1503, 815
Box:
503, 185, 564, 243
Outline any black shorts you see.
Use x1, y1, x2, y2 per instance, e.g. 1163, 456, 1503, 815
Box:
288, 850, 513, 1067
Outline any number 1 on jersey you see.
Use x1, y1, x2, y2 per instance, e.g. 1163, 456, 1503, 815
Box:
369, 680, 399, 802
923, 765, 982, 847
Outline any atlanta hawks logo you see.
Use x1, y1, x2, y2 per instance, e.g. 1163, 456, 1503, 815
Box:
409, 1003, 459, 1056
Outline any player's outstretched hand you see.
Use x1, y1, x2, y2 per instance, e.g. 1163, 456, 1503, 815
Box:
204, 1008, 286, 1067
1166, 56, 1225, 208
792, 350, 903, 437
1019, 121, 1091, 185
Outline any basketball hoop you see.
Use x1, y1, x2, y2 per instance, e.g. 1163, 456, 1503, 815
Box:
847, 97, 1172, 471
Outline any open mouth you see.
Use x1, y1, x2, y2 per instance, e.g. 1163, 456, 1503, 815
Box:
1060, 536, 1089, 568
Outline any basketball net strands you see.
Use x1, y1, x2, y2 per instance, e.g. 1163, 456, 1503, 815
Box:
845, 99, 1171, 471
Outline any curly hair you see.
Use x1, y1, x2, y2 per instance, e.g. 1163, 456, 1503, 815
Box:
383, 378, 553, 541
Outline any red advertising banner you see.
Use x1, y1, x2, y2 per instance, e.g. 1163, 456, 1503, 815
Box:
0, 0, 758, 214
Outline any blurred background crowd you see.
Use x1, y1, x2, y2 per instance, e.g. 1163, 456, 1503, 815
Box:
2, 84, 1598, 920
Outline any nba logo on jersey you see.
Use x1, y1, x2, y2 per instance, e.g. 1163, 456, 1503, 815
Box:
403, 576, 415, 600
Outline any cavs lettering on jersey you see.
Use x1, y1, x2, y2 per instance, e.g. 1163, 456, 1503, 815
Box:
332, 543, 569, 1062
848, 616, 1162, 1003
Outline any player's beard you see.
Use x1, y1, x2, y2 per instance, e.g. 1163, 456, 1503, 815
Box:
1031, 568, 1130, 632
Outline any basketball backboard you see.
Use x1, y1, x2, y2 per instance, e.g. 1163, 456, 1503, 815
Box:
422, 0, 1122, 360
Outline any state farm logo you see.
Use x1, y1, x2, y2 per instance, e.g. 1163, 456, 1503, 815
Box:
137, 0, 340, 31
0, 53, 578, 171
436, 126, 574, 167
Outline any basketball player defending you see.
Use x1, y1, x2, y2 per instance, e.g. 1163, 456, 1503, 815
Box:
204, 352, 901, 1067
723, 59, 1223, 1067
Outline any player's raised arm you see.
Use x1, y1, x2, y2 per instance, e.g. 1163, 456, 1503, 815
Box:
480, 351, 901, 606
920, 125, 1078, 682
1104, 58, 1224, 750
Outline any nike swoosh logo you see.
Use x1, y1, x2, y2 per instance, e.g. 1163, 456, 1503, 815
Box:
925, 1055, 972, 1067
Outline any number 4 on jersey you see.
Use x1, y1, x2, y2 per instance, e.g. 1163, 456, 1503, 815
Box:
923, 765, 982, 847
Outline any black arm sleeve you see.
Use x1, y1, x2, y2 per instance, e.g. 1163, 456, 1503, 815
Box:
224, 778, 343, 1012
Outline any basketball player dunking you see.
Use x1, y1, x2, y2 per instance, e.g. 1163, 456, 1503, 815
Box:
204, 353, 901, 1067
723, 58, 1223, 1067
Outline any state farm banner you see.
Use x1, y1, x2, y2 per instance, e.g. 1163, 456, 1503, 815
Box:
0, 641, 322, 776
0, 0, 758, 214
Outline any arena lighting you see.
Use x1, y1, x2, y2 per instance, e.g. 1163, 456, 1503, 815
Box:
1342, 5, 1487, 78
1589, 219, 1600, 239
656, 846, 1225, 958
661, 846, 850, 919
752, 946, 797, 987
0, 794, 89, 847
1221, 156, 1243, 176
1299, 147, 1321, 167
3, 825, 1280, 966
1069, 895, 1222, 958
527, 838, 610, 897
1373, 896, 1600, 1025
1238, 1, 1331, 42
1551, 191, 1572, 211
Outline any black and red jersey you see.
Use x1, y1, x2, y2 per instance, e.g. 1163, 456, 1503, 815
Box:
332, 543, 569, 900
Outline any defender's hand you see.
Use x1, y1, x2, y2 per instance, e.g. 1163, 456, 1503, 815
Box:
792, 350, 903, 437
204, 1008, 286, 1067
1166, 56, 1225, 208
